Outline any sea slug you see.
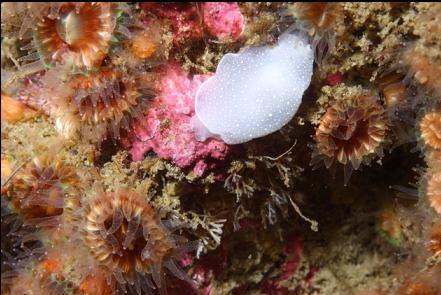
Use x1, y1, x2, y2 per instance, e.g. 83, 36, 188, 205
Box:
192, 30, 314, 144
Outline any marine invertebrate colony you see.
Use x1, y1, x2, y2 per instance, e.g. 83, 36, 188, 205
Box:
83, 188, 195, 293
312, 93, 388, 183
193, 30, 314, 144
3, 2, 441, 295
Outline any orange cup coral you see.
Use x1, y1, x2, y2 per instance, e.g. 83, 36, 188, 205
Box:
6, 155, 80, 224
83, 188, 196, 294
5, 255, 73, 295
286, 2, 343, 63
402, 47, 441, 96
420, 111, 441, 150
427, 172, 441, 215
32, 3, 116, 69
131, 29, 160, 60
45, 66, 154, 142
313, 94, 388, 183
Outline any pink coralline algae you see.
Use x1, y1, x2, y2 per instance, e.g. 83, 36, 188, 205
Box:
256, 236, 317, 295
202, 2, 245, 41
123, 62, 230, 175
140, 2, 244, 45
280, 236, 303, 280
326, 71, 344, 86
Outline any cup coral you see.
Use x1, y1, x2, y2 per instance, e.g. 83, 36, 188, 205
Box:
5, 256, 72, 295
420, 111, 441, 150
33, 3, 115, 69
72, 68, 150, 140
427, 172, 441, 215
286, 2, 343, 63
5, 155, 80, 225
290, 3, 343, 37
13, 2, 122, 73
130, 28, 161, 60
402, 46, 441, 96
312, 93, 388, 183
41, 66, 155, 142
82, 188, 196, 294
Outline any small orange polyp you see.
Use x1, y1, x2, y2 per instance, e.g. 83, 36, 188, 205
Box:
131, 31, 158, 59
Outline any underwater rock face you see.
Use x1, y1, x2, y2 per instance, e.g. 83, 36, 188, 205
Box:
193, 31, 314, 144
4, 3, 441, 295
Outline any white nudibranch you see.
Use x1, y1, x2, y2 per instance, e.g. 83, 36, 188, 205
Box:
192, 30, 314, 144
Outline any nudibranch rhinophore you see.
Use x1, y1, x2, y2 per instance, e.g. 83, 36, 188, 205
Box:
192, 30, 314, 144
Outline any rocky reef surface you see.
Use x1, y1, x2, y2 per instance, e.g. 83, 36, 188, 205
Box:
1, 3, 440, 295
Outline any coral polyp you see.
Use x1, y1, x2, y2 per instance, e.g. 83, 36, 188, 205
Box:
70, 69, 142, 130
291, 2, 343, 36
427, 172, 441, 215
83, 188, 195, 293
130, 28, 161, 60
420, 111, 441, 150
313, 94, 388, 181
287, 2, 343, 62
6, 258, 69, 295
30, 2, 116, 70
5, 155, 79, 223
47, 66, 153, 141
79, 270, 115, 295
402, 46, 441, 96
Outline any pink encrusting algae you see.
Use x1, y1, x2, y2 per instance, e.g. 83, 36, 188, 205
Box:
202, 2, 244, 41
140, 2, 244, 45
122, 62, 230, 175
